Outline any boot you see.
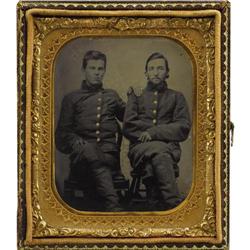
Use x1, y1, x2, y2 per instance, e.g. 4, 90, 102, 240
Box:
143, 177, 159, 211
152, 154, 181, 210
90, 162, 123, 212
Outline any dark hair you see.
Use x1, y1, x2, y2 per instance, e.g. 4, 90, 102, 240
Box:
82, 50, 107, 69
145, 52, 169, 76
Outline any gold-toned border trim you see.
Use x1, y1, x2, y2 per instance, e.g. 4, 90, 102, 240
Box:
18, 3, 229, 248
25, 8, 35, 244
29, 236, 221, 245
32, 14, 209, 229
27, 11, 221, 242
214, 10, 222, 243
49, 32, 198, 217
221, 4, 230, 246
18, 0, 229, 10
26, 8, 221, 18
17, 4, 27, 247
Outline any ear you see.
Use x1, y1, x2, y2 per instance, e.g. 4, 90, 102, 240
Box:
81, 68, 86, 80
145, 71, 149, 80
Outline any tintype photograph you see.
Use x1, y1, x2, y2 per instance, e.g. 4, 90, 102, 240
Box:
54, 38, 193, 212
17, 1, 230, 249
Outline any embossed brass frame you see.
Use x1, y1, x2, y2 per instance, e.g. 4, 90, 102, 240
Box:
17, 1, 230, 250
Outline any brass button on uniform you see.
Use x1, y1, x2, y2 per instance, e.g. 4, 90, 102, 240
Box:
96, 138, 101, 142
153, 100, 158, 105
153, 119, 157, 125
154, 91, 158, 96
96, 122, 100, 127
96, 114, 101, 119
96, 130, 100, 135
153, 109, 157, 115
97, 97, 102, 102
97, 106, 101, 111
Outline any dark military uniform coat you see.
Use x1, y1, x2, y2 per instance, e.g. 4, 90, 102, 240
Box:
55, 82, 126, 211
56, 81, 125, 162
123, 82, 191, 171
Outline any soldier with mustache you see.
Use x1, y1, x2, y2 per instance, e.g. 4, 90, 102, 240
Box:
123, 52, 191, 210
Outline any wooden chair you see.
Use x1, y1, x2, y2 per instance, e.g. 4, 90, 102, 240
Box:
128, 162, 180, 210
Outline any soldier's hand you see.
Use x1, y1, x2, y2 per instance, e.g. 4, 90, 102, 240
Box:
72, 138, 86, 153
139, 131, 152, 143
127, 87, 134, 96
127, 86, 143, 97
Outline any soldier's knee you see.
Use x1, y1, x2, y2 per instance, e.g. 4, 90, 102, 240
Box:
90, 161, 113, 177
89, 161, 106, 175
152, 153, 173, 166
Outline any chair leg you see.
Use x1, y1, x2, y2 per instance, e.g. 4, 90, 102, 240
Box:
135, 176, 141, 196
129, 176, 139, 198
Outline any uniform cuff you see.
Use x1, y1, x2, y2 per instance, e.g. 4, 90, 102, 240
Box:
147, 127, 157, 140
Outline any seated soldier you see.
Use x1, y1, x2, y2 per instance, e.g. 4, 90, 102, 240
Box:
123, 52, 191, 210
56, 50, 125, 212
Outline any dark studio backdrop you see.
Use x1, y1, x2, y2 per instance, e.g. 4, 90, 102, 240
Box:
54, 37, 193, 201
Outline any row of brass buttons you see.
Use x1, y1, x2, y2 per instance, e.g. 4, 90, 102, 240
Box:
153, 91, 158, 125
96, 91, 158, 142
96, 94, 102, 142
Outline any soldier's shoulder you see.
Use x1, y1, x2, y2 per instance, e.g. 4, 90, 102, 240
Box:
104, 88, 121, 97
62, 89, 83, 103
105, 88, 118, 94
167, 88, 185, 97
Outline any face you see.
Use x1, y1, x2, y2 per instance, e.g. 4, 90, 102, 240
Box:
84, 59, 106, 86
145, 58, 168, 84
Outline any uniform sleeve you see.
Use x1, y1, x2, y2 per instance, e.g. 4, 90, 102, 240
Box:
122, 92, 151, 142
147, 93, 191, 142
114, 91, 126, 121
55, 95, 82, 154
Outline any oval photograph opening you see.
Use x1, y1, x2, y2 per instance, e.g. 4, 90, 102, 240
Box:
54, 37, 193, 212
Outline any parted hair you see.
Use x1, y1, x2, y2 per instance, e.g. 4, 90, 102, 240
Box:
82, 50, 107, 69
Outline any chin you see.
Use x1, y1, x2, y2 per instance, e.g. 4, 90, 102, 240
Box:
91, 81, 101, 85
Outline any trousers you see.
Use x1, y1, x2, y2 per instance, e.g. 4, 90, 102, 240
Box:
71, 151, 121, 211
150, 153, 181, 209
129, 141, 182, 210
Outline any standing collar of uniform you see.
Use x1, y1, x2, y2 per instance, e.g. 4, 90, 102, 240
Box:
146, 81, 168, 92
81, 80, 104, 92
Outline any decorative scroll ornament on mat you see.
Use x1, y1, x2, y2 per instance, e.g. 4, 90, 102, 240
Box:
30, 16, 216, 238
